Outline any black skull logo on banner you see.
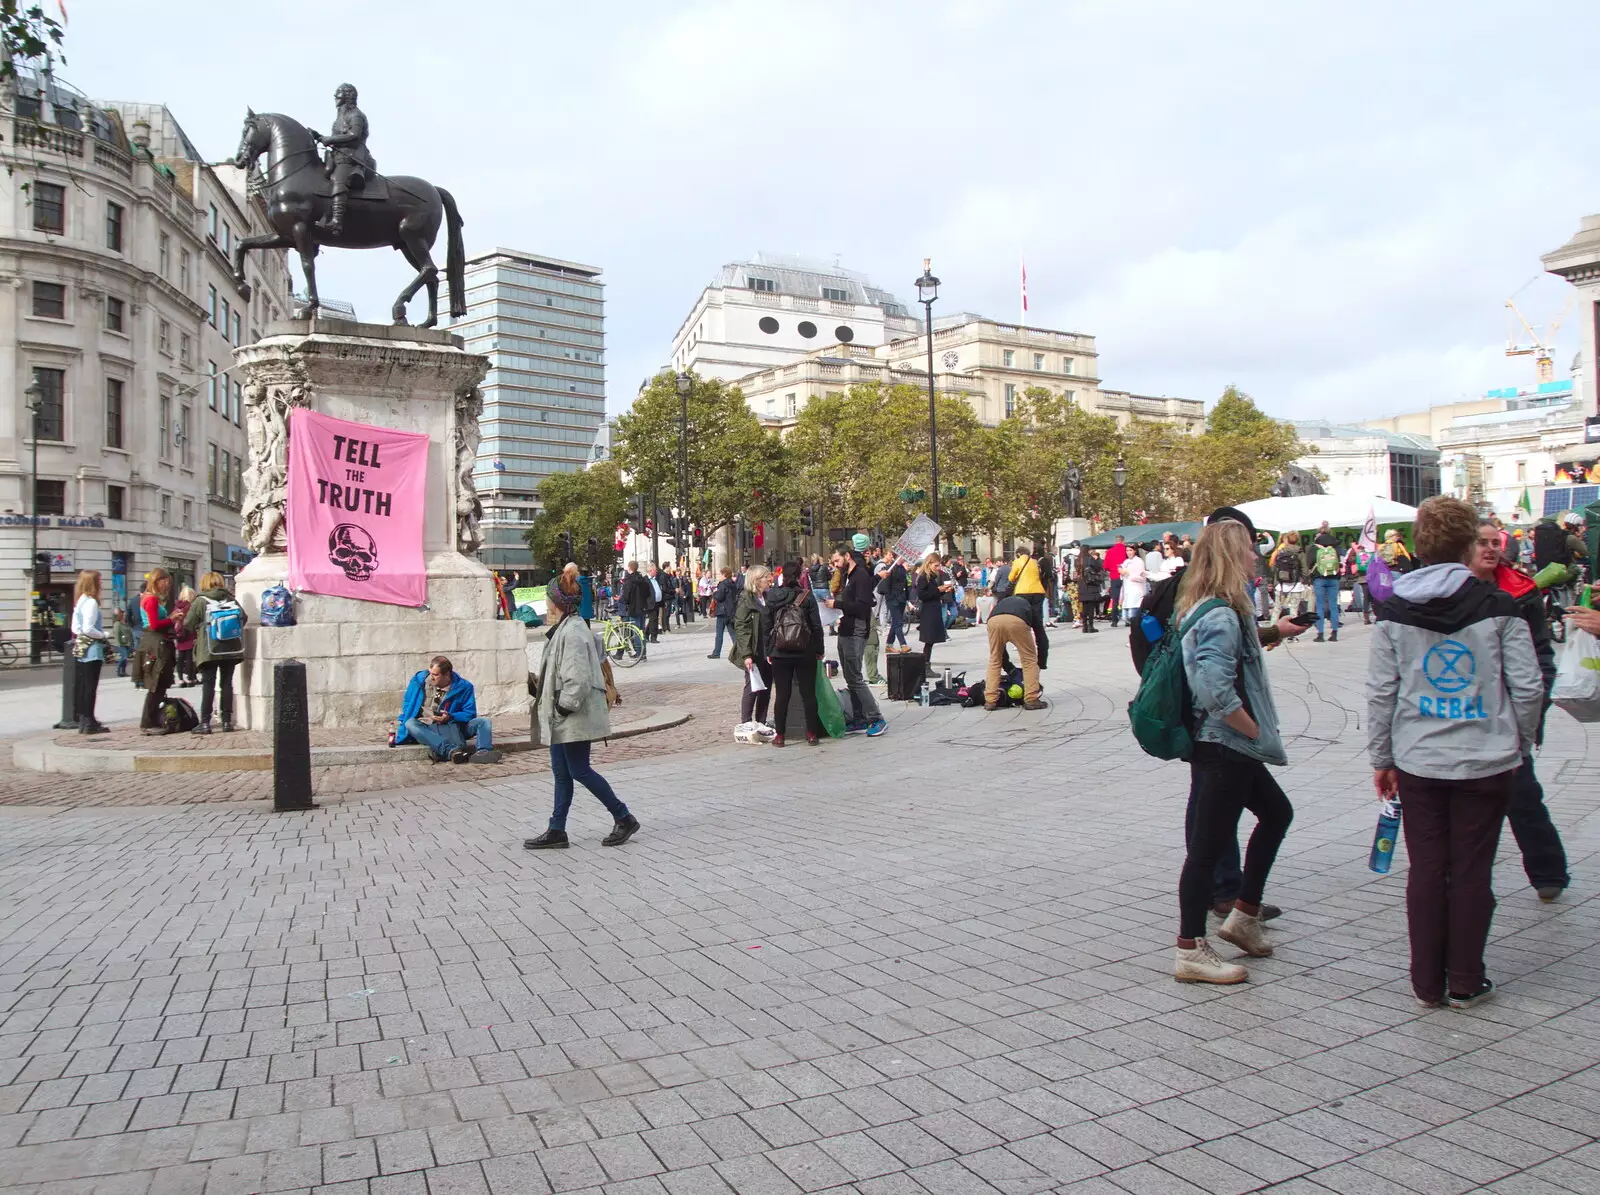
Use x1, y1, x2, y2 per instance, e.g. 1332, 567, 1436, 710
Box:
328, 523, 378, 581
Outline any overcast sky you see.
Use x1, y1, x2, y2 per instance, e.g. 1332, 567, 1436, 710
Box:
69, 0, 1600, 421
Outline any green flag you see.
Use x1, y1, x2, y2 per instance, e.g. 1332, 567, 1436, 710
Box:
1517, 487, 1532, 514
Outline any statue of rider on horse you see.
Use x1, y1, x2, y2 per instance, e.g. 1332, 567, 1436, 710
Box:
232, 85, 465, 327
309, 83, 376, 238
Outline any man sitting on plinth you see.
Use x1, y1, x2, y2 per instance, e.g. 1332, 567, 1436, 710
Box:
393, 654, 501, 763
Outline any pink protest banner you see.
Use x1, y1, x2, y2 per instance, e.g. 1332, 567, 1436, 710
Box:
286, 408, 429, 606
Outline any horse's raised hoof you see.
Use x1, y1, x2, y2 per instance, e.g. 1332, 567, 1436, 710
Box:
391, 311, 410, 326
236, 278, 253, 303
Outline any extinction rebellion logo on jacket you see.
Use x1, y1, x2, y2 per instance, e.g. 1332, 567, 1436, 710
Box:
1420, 638, 1484, 719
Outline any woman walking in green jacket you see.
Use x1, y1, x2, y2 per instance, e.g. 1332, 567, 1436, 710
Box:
525, 566, 639, 850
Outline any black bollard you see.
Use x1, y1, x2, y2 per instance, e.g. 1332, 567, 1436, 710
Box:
54, 652, 77, 729
272, 659, 316, 811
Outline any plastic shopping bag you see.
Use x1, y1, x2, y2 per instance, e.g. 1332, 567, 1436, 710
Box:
1551, 627, 1600, 722
1365, 554, 1395, 604
815, 660, 847, 738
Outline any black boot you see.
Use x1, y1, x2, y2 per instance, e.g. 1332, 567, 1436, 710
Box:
523, 828, 569, 850
602, 814, 640, 846
319, 192, 347, 235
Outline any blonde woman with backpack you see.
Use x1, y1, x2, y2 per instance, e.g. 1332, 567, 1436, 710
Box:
1173, 518, 1294, 985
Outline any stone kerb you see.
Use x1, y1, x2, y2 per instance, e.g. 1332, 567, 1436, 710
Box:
230, 320, 526, 730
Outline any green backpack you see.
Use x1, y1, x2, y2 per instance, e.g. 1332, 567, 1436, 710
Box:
1314, 543, 1339, 577
1127, 597, 1230, 761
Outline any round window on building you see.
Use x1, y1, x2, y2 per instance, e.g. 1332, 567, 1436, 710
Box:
835, 325, 854, 343
797, 321, 817, 339
758, 316, 779, 334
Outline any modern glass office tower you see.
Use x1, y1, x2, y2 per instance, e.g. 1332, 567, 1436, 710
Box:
449, 248, 605, 570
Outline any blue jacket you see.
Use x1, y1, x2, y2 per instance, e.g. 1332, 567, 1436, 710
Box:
1180, 597, 1286, 766
394, 670, 478, 745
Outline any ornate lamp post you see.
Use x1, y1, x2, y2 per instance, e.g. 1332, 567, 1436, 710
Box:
24, 379, 42, 664
915, 259, 940, 546
1112, 454, 1128, 527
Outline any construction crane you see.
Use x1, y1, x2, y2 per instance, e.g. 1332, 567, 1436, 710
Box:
1505, 278, 1573, 384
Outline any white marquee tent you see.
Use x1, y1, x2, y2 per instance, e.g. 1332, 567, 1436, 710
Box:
1233, 494, 1419, 532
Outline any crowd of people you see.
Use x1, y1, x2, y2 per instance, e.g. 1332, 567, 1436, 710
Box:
59, 500, 1584, 1010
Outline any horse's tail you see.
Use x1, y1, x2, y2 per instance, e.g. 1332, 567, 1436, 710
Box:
440, 187, 466, 319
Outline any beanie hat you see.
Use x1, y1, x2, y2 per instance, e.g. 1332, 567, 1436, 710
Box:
546, 581, 578, 616
851, 532, 871, 552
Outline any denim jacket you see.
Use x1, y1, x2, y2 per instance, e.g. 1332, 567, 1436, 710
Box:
1180, 600, 1287, 766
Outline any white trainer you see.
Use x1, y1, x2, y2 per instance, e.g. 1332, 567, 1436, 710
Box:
1174, 938, 1248, 985
754, 723, 778, 739
1216, 908, 1272, 958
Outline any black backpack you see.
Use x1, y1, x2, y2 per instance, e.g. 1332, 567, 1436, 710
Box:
770, 597, 810, 653
160, 697, 200, 733
1533, 522, 1568, 572
1129, 574, 1184, 675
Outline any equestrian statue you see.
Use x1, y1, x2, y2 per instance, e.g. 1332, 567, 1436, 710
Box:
231, 84, 466, 327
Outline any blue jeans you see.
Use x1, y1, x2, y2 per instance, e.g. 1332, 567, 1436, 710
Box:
405, 715, 492, 759
1312, 577, 1341, 635
115, 645, 131, 677
549, 741, 630, 830
627, 614, 647, 657
712, 615, 730, 657
888, 601, 907, 647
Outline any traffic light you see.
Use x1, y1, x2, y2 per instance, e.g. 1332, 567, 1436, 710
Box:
586, 536, 598, 569
800, 506, 814, 536
558, 531, 573, 564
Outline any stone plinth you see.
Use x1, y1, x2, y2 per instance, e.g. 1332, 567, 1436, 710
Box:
230, 319, 526, 730
1543, 215, 1600, 413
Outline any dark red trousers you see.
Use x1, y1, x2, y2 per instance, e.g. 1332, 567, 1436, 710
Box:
1398, 768, 1513, 1004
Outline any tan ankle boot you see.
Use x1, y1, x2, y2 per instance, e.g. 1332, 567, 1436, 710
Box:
1217, 908, 1272, 957
1174, 938, 1248, 984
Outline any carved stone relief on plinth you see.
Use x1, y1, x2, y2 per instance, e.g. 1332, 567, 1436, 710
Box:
454, 381, 484, 556
241, 359, 313, 555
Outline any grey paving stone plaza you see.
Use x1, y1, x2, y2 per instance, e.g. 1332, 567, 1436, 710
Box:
1, 620, 1597, 1195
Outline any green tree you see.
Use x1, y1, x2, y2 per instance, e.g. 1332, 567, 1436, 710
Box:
1, 3, 63, 85
785, 381, 991, 544
523, 461, 628, 573
1166, 386, 1306, 514
993, 388, 1126, 542
613, 372, 788, 547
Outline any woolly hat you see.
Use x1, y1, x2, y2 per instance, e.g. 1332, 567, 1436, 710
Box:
851, 533, 871, 552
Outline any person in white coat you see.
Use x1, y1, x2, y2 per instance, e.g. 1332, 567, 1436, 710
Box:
1120, 549, 1149, 624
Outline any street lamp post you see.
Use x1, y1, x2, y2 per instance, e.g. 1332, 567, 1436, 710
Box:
675, 371, 695, 620
1112, 455, 1128, 528
24, 379, 42, 664
915, 259, 941, 547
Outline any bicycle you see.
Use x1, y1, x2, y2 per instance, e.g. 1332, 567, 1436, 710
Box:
598, 616, 646, 668
0, 635, 17, 667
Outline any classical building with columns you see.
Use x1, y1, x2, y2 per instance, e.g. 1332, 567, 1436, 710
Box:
0, 66, 292, 649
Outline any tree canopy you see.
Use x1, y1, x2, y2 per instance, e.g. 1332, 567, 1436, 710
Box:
609, 373, 1304, 553
522, 461, 628, 573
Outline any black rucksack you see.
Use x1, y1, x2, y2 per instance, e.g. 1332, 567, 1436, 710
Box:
1533, 522, 1568, 572
770, 597, 810, 653
1129, 574, 1184, 674
160, 697, 200, 733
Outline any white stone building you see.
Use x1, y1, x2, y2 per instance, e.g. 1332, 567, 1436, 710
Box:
1292, 421, 1442, 507
0, 67, 292, 653
669, 253, 921, 383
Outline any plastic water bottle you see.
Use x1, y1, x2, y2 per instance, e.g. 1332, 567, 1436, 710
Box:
1140, 612, 1164, 645
1369, 799, 1402, 873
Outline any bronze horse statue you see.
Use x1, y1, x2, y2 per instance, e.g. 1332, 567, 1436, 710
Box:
232, 110, 465, 326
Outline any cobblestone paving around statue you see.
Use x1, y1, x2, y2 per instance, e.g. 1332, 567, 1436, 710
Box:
1, 619, 1597, 1194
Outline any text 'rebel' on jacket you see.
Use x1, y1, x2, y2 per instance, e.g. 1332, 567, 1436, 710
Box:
1366, 562, 1544, 780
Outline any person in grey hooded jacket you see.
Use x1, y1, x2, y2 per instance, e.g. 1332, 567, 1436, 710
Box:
1368, 497, 1543, 1010
524, 567, 640, 850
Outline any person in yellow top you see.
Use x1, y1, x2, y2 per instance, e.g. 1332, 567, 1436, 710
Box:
1007, 546, 1050, 669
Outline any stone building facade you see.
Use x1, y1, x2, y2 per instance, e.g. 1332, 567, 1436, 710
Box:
0, 66, 292, 649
